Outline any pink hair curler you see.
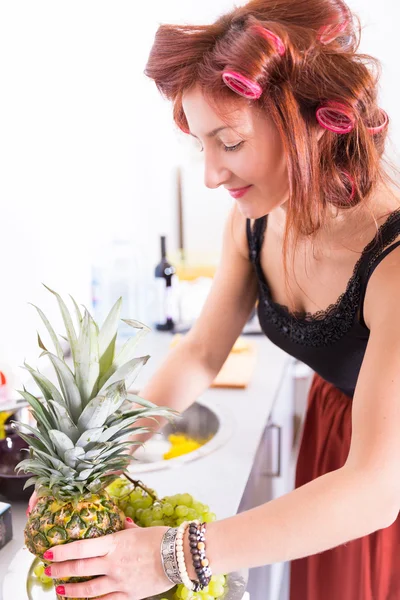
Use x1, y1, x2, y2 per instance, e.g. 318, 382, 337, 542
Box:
316, 100, 355, 134
318, 19, 348, 45
366, 108, 389, 135
251, 25, 286, 56
222, 70, 263, 99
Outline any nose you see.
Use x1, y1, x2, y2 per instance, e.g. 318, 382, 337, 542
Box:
203, 150, 231, 190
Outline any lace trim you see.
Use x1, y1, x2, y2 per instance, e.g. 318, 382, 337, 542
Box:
248, 208, 400, 347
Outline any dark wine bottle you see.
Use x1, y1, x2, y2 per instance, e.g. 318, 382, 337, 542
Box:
154, 235, 176, 331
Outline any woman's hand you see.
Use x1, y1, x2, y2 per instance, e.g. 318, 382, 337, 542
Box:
43, 519, 174, 600
27, 490, 38, 515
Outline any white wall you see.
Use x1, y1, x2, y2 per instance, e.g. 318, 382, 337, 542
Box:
0, 1, 398, 389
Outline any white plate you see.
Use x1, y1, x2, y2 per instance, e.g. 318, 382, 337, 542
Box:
3, 547, 248, 600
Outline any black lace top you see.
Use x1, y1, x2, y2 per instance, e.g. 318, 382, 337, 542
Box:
246, 208, 400, 398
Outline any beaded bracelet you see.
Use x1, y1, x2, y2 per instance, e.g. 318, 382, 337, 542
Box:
176, 520, 201, 591
188, 521, 212, 589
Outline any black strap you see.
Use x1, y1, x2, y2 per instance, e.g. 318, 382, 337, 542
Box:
246, 216, 268, 262
358, 238, 400, 328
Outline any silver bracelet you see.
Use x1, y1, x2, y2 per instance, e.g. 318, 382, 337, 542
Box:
160, 527, 182, 585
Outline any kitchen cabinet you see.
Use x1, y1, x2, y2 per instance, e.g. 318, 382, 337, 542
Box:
238, 359, 313, 600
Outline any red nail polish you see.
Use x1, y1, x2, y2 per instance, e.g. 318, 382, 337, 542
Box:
126, 517, 133, 523
44, 566, 51, 576
43, 550, 53, 560
56, 586, 65, 595
26, 508, 30, 517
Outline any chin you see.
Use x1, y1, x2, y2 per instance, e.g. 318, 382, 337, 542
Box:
235, 199, 270, 220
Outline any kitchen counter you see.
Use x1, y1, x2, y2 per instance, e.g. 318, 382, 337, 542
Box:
0, 331, 291, 599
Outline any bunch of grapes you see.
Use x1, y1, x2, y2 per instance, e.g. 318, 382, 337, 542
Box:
33, 476, 224, 600
106, 476, 217, 528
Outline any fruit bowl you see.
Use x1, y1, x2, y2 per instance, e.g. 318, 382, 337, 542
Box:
128, 396, 234, 473
0, 432, 32, 501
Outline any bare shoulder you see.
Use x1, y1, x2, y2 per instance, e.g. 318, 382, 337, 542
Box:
362, 232, 400, 330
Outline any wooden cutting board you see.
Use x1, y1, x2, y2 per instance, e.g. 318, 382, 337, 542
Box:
211, 346, 257, 388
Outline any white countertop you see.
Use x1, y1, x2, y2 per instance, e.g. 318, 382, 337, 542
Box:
0, 331, 291, 599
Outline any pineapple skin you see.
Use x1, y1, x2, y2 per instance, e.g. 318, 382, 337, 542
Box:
26, 492, 125, 600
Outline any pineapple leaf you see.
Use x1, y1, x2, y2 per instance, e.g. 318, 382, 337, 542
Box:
97, 320, 150, 390
11, 422, 55, 456
77, 380, 126, 432
75, 309, 100, 407
75, 427, 104, 447
45, 352, 82, 422
114, 320, 151, 366
64, 447, 85, 468
22, 363, 65, 407
97, 419, 150, 443
23, 477, 38, 490
69, 294, 83, 330
29, 302, 65, 360
98, 355, 150, 396
49, 401, 80, 443
98, 297, 122, 378
48, 430, 74, 455
37, 333, 49, 353
17, 389, 55, 430
43, 285, 78, 365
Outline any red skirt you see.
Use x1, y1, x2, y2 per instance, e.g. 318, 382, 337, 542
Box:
290, 372, 400, 600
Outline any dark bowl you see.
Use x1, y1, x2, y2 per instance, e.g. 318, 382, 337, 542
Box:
0, 432, 32, 502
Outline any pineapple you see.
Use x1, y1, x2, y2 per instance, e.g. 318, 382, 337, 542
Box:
14, 285, 179, 600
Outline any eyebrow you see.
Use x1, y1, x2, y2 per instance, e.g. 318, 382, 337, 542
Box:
189, 126, 231, 139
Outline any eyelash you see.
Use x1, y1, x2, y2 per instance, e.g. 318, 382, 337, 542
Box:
199, 142, 244, 153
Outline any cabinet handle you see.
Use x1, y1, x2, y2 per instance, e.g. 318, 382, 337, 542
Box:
265, 423, 282, 478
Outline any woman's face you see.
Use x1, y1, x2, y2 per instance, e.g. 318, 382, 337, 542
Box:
182, 86, 289, 219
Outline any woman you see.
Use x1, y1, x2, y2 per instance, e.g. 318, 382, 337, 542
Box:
30, 0, 400, 598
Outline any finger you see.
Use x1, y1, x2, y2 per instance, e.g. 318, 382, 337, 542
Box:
94, 595, 126, 600
55, 576, 116, 598
27, 491, 38, 516
45, 535, 114, 562
124, 517, 139, 530
45, 557, 107, 579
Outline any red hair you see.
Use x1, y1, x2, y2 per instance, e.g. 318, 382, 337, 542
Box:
144, 0, 400, 311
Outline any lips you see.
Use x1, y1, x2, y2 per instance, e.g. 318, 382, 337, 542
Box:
227, 185, 253, 199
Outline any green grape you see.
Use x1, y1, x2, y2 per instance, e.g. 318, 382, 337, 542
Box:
213, 574, 226, 586
192, 502, 205, 514
143, 516, 154, 527
200, 585, 209, 594
176, 517, 187, 526
125, 506, 135, 518
39, 573, 52, 585
180, 493, 193, 507
175, 505, 189, 518
180, 585, 193, 600
208, 581, 225, 598
163, 517, 176, 527
33, 563, 44, 577
186, 508, 197, 520
141, 508, 152, 520
200, 595, 215, 600
141, 495, 154, 508
202, 512, 216, 523
202, 505, 210, 513
150, 520, 165, 526
162, 502, 174, 516
152, 506, 163, 520
135, 508, 144, 520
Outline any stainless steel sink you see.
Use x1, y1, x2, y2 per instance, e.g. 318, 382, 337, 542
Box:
128, 396, 234, 474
